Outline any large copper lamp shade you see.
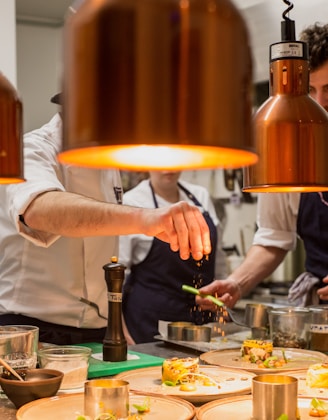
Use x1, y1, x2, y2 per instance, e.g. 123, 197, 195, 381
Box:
0, 72, 24, 183
58, 0, 257, 170
243, 5, 328, 192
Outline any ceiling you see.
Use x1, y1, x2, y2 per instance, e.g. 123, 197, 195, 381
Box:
14, 0, 266, 24
15, 0, 73, 26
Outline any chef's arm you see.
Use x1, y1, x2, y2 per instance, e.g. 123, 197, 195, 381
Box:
197, 244, 288, 308
23, 190, 211, 261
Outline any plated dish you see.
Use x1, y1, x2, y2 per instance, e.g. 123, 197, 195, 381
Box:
281, 369, 328, 399
115, 365, 254, 403
196, 395, 325, 420
16, 392, 195, 420
200, 348, 328, 374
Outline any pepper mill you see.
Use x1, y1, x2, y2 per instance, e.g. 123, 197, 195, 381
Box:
103, 256, 127, 362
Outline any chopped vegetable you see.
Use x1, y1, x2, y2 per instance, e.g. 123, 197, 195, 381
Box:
181, 285, 224, 307
132, 397, 151, 413
309, 398, 328, 417
276, 415, 288, 420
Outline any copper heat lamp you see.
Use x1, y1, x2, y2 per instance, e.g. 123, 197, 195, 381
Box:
58, 0, 257, 171
0, 72, 24, 183
243, 1, 328, 192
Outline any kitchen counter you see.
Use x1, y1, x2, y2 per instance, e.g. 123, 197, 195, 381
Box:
0, 342, 207, 419
0, 322, 247, 418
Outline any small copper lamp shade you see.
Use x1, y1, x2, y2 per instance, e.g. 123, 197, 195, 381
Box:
0, 72, 24, 183
58, 0, 257, 170
243, 16, 328, 192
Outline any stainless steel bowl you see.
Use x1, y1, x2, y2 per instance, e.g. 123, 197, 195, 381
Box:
167, 322, 193, 340
182, 326, 212, 342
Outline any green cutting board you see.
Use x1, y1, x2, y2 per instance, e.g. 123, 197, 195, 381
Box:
77, 343, 164, 379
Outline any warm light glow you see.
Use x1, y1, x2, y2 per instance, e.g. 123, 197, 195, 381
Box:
0, 177, 24, 184
243, 185, 328, 193
61, 0, 256, 170
58, 144, 257, 170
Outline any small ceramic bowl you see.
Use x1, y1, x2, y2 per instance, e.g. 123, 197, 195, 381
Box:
0, 368, 63, 408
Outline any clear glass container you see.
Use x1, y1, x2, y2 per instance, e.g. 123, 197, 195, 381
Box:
38, 346, 91, 389
308, 305, 328, 353
268, 307, 310, 349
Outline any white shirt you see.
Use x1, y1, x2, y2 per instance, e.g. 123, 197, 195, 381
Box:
253, 193, 301, 251
0, 114, 122, 328
119, 179, 228, 278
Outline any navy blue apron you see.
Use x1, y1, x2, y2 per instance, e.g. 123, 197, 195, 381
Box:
123, 181, 218, 343
297, 192, 328, 287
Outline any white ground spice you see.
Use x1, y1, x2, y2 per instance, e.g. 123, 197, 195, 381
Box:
44, 360, 88, 389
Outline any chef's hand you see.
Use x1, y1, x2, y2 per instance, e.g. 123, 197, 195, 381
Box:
195, 278, 242, 310
146, 201, 211, 261
317, 275, 328, 301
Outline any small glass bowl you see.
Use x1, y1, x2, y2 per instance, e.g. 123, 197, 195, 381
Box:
37, 346, 92, 390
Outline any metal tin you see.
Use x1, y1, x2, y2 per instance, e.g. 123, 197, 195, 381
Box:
182, 326, 212, 342
167, 322, 193, 341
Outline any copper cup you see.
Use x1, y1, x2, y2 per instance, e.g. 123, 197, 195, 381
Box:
84, 379, 129, 419
252, 375, 298, 420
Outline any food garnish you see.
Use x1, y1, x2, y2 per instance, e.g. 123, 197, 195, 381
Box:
309, 398, 328, 417
132, 397, 151, 413
75, 413, 144, 420
163, 372, 219, 389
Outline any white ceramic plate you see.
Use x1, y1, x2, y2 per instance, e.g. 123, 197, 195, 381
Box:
200, 348, 328, 374
115, 365, 254, 403
280, 369, 328, 399
196, 395, 322, 420
16, 392, 195, 420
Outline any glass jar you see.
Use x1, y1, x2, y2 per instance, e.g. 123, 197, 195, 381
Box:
268, 307, 310, 349
308, 305, 328, 353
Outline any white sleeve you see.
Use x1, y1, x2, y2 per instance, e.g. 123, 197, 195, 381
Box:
5, 114, 65, 247
253, 193, 300, 251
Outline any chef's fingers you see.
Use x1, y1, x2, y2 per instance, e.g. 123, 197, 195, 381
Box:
317, 283, 328, 300
155, 201, 211, 261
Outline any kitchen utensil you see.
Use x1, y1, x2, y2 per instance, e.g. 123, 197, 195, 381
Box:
268, 307, 310, 349
0, 357, 25, 381
0, 368, 63, 409
245, 303, 270, 339
167, 322, 193, 340
84, 379, 129, 419
181, 285, 248, 327
38, 345, 91, 390
308, 305, 328, 352
0, 326, 39, 370
182, 325, 212, 342
252, 374, 298, 420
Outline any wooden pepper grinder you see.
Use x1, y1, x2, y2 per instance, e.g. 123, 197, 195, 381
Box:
103, 256, 127, 362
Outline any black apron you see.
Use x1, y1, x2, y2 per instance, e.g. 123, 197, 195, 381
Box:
123, 181, 218, 343
297, 192, 328, 286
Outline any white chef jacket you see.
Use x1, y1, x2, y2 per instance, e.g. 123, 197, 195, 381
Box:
253, 193, 301, 251
119, 179, 228, 278
0, 114, 122, 328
